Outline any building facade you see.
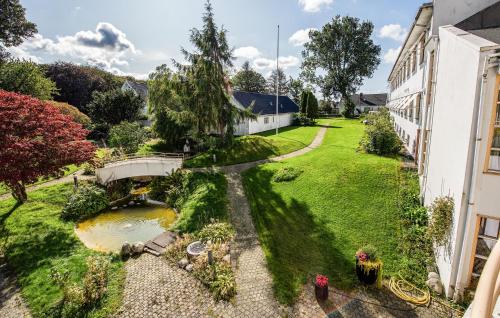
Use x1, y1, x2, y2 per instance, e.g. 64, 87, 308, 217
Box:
340, 93, 387, 115
387, 0, 500, 299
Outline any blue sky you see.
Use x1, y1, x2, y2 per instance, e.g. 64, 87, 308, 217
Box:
12, 0, 427, 94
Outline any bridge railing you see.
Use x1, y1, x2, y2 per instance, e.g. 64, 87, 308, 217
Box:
102, 152, 185, 165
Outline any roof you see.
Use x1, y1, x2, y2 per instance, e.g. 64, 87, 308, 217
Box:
232, 91, 299, 115
123, 80, 148, 100
455, 1, 500, 45
350, 93, 387, 107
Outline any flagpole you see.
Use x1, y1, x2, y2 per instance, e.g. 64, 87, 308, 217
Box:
275, 25, 279, 135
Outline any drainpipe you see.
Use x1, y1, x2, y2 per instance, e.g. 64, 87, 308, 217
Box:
450, 52, 500, 300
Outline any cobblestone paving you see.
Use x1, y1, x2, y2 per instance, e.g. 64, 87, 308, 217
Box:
0, 263, 31, 318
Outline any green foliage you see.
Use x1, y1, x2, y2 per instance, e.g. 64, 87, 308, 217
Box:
0, 0, 37, 60
342, 98, 356, 118
148, 169, 185, 206
300, 90, 319, 120
301, 16, 380, 113
108, 121, 149, 154
88, 89, 144, 126
0, 183, 124, 317
50, 101, 91, 126
272, 167, 303, 182
197, 222, 234, 244
288, 77, 304, 105
294, 113, 315, 126
231, 61, 266, 93
242, 119, 402, 304
106, 179, 133, 202
0, 59, 57, 100
164, 234, 194, 262
61, 184, 109, 221
357, 244, 378, 261
209, 263, 237, 301
266, 68, 289, 95
397, 170, 434, 286
428, 195, 454, 247
360, 108, 402, 155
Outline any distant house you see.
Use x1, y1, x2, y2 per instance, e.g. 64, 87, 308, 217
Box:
231, 91, 299, 136
340, 93, 387, 114
121, 79, 150, 125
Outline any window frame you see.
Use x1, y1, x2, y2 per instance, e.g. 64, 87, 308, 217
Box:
484, 75, 500, 173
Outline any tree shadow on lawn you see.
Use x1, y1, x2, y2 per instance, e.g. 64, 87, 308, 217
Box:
243, 168, 354, 305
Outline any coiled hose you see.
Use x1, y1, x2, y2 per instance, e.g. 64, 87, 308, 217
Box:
388, 275, 431, 306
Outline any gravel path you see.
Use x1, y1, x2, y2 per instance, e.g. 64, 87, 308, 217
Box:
0, 263, 31, 318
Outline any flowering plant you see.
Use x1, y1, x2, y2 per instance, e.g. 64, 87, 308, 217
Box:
315, 274, 329, 288
355, 244, 378, 263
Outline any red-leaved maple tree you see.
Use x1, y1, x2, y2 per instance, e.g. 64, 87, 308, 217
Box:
0, 90, 96, 202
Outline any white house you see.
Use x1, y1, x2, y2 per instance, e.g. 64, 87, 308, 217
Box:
231, 91, 299, 135
387, 0, 500, 300
340, 93, 387, 115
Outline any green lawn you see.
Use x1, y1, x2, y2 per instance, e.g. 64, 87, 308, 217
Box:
0, 164, 80, 196
0, 183, 124, 317
242, 118, 402, 304
185, 125, 320, 167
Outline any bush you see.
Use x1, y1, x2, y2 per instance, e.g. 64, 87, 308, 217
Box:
106, 179, 133, 201
192, 254, 236, 301
428, 196, 454, 247
272, 167, 303, 182
50, 101, 91, 127
359, 108, 402, 155
164, 234, 194, 262
108, 121, 149, 154
294, 113, 315, 126
148, 169, 185, 205
197, 222, 234, 244
61, 185, 108, 221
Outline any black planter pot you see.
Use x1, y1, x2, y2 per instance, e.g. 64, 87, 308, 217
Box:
314, 284, 328, 301
355, 259, 378, 285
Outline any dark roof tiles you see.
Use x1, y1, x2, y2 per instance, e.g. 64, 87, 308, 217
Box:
232, 91, 299, 115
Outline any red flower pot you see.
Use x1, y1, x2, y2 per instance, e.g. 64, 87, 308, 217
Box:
314, 283, 328, 301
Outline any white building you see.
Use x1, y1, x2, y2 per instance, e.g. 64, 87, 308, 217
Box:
340, 93, 387, 115
387, 0, 500, 299
232, 91, 299, 135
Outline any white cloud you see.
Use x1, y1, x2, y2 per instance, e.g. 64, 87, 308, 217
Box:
298, 0, 333, 13
253, 56, 300, 70
383, 46, 401, 64
288, 28, 317, 46
6, 46, 41, 63
379, 24, 407, 42
234, 46, 261, 59
12, 22, 137, 72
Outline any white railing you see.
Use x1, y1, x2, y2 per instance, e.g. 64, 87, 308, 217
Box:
103, 152, 184, 165
470, 240, 500, 317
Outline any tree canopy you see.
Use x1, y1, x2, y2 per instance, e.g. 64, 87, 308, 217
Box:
266, 68, 289, 95
231, 61, 266, 93
49, 101, 91, 127
0, 0, 37, 59
108, 121, 148, 154
87, 88, 144, 127
300, 90, 319, 119
45, 62, 124, 113
301, 16, 380, 118
0, 90, 95, 202
288, 76, 305, 104
0, 59, 57, 100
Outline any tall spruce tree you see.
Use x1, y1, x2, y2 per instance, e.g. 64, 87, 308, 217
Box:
266, 68, 289, 95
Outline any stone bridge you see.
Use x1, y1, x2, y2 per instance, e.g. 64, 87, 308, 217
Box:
95, 153, 184, 185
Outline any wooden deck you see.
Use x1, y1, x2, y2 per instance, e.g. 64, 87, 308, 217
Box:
144, 231, 176, 256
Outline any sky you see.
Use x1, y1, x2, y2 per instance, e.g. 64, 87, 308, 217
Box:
11, 0, 427, 94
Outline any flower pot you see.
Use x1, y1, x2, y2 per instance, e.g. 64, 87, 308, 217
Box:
314, 283, 328, 301
356, 259, 379, 285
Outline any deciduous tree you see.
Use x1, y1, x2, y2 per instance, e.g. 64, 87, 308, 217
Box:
0, 0, 37, 60
266, 68, 289, 95
0, 59, 57, 100
301, 16, 380, 118
87, 88, 143, 126
50, 101, 91, 127
288, 76, 304, 104
108, 121, 148, 154
0, 90, 95, 202
231, 61, 266, 93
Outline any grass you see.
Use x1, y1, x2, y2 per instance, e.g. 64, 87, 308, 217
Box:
242, 118, 402, 305
0, 164, 80, 196
184, 125, 320, 167
172, 171, 229, 233
0, 183, 124, 317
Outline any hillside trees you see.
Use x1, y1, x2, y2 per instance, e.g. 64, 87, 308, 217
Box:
0, 90, 95, 202
231, 61, 266, 93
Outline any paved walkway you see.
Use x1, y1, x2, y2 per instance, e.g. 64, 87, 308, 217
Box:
0, 170, 94, 201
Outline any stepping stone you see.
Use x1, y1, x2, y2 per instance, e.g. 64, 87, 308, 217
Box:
152, 231, 176, 248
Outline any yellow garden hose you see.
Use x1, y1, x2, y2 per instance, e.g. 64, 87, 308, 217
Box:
388, 275, 431, 306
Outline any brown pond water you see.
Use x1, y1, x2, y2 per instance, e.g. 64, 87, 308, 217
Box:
75, 203, 176, 252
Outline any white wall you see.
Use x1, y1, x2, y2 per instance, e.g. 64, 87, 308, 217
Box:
248, 113, 294, 135
423, 26, 485, 296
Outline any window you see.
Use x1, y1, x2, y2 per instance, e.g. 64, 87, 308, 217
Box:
469, 216, 499, 288
415, 93, 421, 124
420, 130, 430, 173
419, 33, 426, 65
426, 50, 435, 106
406, 59, 411, 78
412, 50, 417, 73
264, 117, 269, 124
409, 101, 414, 122
486, 77, 500, 172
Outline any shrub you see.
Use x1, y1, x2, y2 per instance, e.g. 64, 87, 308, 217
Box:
106, 179, 133, 201
197, 222, 234, 244
272, 167, 303, 182
50, 101, 91, 127
148, 169, 185, 205
294, 113, 315, 126
108, 121, 149, 154
356, 244, 378, 262
359, 108, 402, 155
209, 263, 236, 301
61, 185, 108, 221
428, 195, 454, 247
164, 234, 194, 262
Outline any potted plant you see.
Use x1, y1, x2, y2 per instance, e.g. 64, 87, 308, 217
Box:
314, 274, 329, 301
355, 245, 383, 288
